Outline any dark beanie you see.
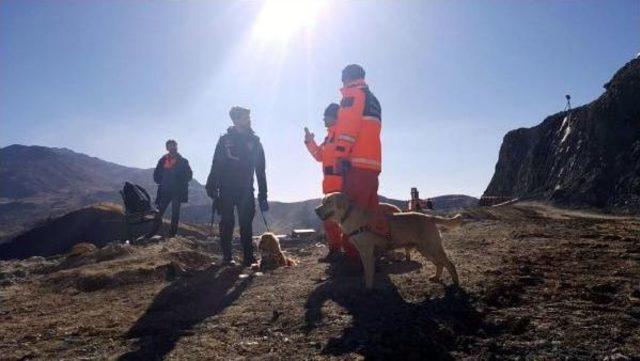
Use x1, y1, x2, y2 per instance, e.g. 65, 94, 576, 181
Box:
324, 103, 340, 118
341, 64, 365, 82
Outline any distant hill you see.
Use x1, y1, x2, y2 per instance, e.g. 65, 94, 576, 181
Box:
184, 195, 478, 235
0, 144, 208, 203
0, 144, 477, 241
0, 145, 207, 240
483, 58, 640, 213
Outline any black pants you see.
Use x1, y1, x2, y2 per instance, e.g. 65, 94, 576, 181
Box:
148, 195, 181, 237
219, 190, 255, 261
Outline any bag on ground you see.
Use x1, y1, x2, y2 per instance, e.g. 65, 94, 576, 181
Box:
122, 182, 152, 213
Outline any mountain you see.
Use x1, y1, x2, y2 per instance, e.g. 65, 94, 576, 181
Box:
0, 144, 477, 241
188, 195, 479, 235
483, 58, 640, 213
0, 145, 207, 240
0, 144, 208, 203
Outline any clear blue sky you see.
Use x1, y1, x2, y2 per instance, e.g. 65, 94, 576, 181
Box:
1, 0, 638, 202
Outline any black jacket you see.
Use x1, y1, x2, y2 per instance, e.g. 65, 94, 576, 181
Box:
206, 126, 267, 199
153, 153, 193, 203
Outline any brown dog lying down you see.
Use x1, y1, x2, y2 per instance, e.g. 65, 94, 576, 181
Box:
316, 192, 460, 289
257, 233, 297, 271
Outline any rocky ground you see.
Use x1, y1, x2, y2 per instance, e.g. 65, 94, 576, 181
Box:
1, 202, 639, 360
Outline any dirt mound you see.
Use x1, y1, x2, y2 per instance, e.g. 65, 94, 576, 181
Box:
40, 238, 215, 293
69, 242, 97, 257
0, 203, 207, 260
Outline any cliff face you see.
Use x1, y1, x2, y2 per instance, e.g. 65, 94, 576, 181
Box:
483, 58, 640, 212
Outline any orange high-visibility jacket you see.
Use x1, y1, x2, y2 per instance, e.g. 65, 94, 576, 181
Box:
305, 126, 342, 193
333, 79, 382, 172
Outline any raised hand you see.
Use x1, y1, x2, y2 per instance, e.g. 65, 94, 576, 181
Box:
304, 127, 315, 143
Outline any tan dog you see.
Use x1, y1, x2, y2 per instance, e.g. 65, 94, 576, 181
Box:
376, 203, 413, 261
315, 193, 460, 289
257, 233, 297, 271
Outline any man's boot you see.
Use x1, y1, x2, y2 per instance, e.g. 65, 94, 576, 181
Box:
319, 248, 343, 263
242, 250, 257, 267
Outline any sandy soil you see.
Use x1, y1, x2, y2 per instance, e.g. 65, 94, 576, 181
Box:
1, 203, 639, 360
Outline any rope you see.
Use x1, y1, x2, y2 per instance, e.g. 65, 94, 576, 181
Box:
210, 201, 217, 237
260, 208, 271, 233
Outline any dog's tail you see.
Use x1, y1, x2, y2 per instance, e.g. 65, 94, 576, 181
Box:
431, 213, 463, 228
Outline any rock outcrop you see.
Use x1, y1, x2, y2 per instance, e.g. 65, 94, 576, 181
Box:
483, 58, 640, 212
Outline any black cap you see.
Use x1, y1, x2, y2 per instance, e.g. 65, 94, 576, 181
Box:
341, 64, 365, 82
323, 103, 340, 118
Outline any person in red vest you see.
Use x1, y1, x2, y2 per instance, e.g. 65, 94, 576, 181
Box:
304, 103, 346, 263
147, 139, 193, 238
408, 188, 434, 212
332, 64, 383, 264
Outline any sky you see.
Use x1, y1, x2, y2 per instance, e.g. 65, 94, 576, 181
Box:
1, 0, 639, 202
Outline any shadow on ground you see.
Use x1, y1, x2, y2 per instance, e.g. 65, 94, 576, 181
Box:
305, 260, 487, 360
119, 266, 251, 360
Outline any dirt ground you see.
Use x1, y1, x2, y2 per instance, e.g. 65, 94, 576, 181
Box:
1, 202, 639, 360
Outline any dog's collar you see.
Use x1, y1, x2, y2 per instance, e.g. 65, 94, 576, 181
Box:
340, 204, 354, 223
346, 225, 370, 237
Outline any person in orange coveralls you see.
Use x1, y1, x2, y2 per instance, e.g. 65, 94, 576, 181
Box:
304, 103, 346, 263
332, 64, 383, 265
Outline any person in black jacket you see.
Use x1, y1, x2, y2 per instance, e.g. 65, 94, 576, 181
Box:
206, 106, 268, 266
147, 139, 193, 238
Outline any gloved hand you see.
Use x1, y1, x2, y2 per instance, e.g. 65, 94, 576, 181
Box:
258, 194, 269, 212
336, 158, 351, 175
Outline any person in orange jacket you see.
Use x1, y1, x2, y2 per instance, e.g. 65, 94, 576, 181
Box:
333, 64, 383, 262
304, 103, 345, 262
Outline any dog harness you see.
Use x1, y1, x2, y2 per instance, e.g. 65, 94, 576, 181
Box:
341, 202, 393, 239
346, 225, 371, 237
340, 204, 354, 223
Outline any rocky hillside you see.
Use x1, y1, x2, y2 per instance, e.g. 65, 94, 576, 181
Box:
483, 58, 640, 213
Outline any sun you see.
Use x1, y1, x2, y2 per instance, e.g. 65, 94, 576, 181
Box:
252, 0, 327, 41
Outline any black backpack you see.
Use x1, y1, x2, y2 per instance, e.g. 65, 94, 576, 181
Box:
121, 182, 152, 213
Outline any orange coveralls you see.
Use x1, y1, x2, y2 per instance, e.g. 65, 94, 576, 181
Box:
305, 126, 345, 253
332, 78, 384, 259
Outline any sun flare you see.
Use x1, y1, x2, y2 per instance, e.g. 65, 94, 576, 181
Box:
252, 0, 327, 41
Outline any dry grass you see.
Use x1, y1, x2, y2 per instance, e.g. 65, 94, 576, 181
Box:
0, 204, 639, 360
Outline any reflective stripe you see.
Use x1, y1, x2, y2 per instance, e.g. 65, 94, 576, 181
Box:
351, 157, 381, 167
338, 134, 356, 143
363, 116, 381, 123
